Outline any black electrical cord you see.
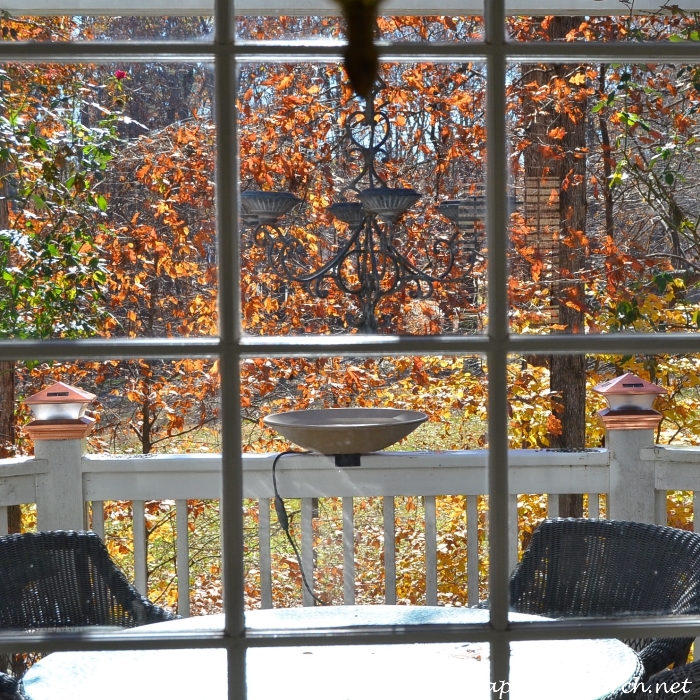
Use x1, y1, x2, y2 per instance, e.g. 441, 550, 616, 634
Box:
272, 450, 327, 606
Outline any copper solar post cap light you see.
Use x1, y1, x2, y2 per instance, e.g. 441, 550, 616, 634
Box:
23, 381, 96, 441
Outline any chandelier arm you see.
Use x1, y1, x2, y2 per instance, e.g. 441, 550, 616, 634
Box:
273, 219, 367, 285
307, 275, 331, 300
383, 237, 461, 285
251, 222, 281, 251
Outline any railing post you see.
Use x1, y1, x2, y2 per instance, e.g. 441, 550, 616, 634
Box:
605, 429, 658, 523
594, 373, 666, 524
33, 436, 87, 531
23, 381, 96, 532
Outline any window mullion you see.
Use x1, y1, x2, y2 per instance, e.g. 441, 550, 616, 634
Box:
485, 0, 511, 696
214, 1, 246, 699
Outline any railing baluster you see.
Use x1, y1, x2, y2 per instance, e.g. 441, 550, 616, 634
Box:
91, 501, 104, 539
343, 497, 355, 605
383, 496, 396, 605
466, 495, 479, 607
0, 507, 7, 536
176, 499, 190, 618
259, 498, 272, 609
547, 494, 559, 519
588, 494, 600, 520
132, 500, 148, 595
301, 497, 314, 606
509, 494, 518, 571
425, 495, 437, 606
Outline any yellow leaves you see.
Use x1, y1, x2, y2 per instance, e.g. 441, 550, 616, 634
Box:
263, 296, 278, 313
569, 73, 587, 86
277, 75, 294, 90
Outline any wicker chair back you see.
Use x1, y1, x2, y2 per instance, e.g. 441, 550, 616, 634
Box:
0, 530, 176, 630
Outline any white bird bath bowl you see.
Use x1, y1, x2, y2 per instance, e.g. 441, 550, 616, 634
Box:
263, 408, 428, 456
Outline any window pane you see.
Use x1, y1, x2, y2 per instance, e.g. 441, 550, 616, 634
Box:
15, 357, 221, 617
239, 61, 486, 336
507, 7, 695, 42
507, 61, 700, 335
0, 14, 214, 41
508, 351, 700, 619
0, 60, 217, 341
243, 352, 487, 608
236, 14, 483, 41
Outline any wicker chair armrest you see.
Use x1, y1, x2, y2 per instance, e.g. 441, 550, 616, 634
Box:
638, 637, 694, 680
0, 673, 27, 700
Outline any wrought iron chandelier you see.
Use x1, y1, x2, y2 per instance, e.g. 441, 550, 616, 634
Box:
240, 86, 484, 333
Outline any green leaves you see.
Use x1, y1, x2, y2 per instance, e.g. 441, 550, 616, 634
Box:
618, 110, 651, 131
613, 298, 641, 327
0, 67, 120, 340
653, 272, 675, 294
669, 29, 700, 42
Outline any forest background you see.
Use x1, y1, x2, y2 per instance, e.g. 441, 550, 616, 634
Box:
1, 8, 700, 613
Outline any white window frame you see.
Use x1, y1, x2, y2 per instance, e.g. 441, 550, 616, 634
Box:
1, 2, 700, 699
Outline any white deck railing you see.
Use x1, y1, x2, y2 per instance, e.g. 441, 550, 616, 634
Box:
0, 444, 698, 615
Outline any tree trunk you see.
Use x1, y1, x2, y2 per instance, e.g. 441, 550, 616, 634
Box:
0, 360, 20, 532
598, 64, 615, 241
523, 17, 588, 519
0, 153, 20, 533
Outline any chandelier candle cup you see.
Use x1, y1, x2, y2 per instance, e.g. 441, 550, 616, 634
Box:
263, 407, 428, 455
240, 191, 302, 224
358, 187, 420, 223
328, 201, 366, 227
437, 199, 484, 228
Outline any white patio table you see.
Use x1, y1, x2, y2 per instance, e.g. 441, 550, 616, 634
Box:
22, 606, 641, 700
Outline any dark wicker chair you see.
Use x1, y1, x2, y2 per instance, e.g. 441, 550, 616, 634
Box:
510, 519, 700, 680
0, 673, 26, 700
0, 530, 176, 629
0, 530, 177, 676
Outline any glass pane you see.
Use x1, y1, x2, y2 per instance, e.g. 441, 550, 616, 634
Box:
246, 632, 492, 697
242, 352, 487, 608
0, 15, 213, 41
507, 61, 700, 335
507, 349, 700, 640
506, 6, 693, 41
17, 356, 220, 616
0, 60, 217, 341
236, 14, 483, 41
239, 61, 486, 336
